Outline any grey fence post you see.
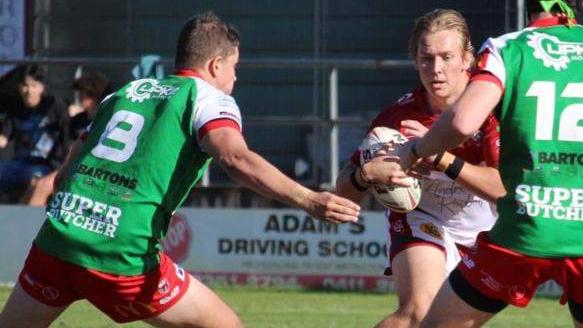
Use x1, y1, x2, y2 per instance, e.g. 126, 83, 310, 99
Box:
329, 68, 339, 189
517, 0, 525, 30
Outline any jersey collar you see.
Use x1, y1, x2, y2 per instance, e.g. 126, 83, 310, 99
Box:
174, 69, 203, 78
528, 16, 577, 27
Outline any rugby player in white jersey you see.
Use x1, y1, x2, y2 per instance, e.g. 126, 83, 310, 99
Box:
336, 9, 506, 328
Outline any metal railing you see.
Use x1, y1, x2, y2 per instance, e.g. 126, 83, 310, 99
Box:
0, 57, 414, 188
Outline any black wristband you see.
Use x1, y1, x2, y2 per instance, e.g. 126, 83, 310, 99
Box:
433, 152, 445, 167
350, 169, 369, 192
445, 156, 465, 180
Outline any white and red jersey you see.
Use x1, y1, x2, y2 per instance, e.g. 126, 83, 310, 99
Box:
352, 87, 500, 247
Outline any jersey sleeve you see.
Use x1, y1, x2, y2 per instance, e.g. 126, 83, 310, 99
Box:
471, 38, 506, 91
192, 91, 242, 141
479, 114, 500, 168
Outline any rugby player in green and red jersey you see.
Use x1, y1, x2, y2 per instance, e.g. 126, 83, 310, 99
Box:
398, 1, 583, 327
0, 12, 360, 328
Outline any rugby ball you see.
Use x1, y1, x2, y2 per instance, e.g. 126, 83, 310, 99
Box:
359, 126, 421, 213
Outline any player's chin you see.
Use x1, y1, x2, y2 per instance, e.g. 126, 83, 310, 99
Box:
429, 88, 449, 98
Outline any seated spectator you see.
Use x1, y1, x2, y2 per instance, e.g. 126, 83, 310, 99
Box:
0, 66, 24, 161
22, 71, 111, 206
0, 65, 69, 203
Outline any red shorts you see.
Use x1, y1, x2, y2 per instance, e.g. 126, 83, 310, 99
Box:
457, 232, 583, 307
18, 244, 190, 323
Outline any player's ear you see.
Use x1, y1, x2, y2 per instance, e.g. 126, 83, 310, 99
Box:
207, 56, 223, 78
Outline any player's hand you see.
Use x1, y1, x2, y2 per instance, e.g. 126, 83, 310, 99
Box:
400, 120, 428, 138
396, 140, 420, 171
0, 134, 7, 148
68, 104, 85, 117
361, 155, 411, 187
407, 162, 432, 179
304, 191, 360, 224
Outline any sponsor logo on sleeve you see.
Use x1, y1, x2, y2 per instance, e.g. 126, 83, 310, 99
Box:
217, 96, 241, 125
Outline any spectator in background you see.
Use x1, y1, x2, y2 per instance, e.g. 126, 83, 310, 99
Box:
0, 67, 22, 161
67, 72, 111, 138
22, 72, 111, 206
0, 64, 69, 203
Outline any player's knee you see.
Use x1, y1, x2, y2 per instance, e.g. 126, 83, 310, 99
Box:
392, 303, 430, 327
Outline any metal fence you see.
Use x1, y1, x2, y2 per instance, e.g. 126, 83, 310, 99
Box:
0, 56, 416, 188
0, 0, 528, 189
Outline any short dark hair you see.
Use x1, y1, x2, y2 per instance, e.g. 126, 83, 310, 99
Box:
175, 12, 240, 69
15, 64, 46, 84
527, 0, 580, 15
72, 72, 111, 102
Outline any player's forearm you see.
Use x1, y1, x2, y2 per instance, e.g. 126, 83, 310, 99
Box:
458, 165, 506, 203
434, 152, 506, 203
416, 109, 468, 158
219, 149, 313, 209
416, 81, 502, 159
335, 162, 367, 204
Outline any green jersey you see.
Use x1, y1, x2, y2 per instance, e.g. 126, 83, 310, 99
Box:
477, 19, 583, 257
35, 73, 242, 274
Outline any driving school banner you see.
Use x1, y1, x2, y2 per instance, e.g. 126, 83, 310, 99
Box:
163, 208, 391, 291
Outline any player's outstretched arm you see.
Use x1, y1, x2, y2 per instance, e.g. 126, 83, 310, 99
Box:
335, 161, 368, 203
399, 81, 503, 170
200, 127, 360, 223
400, 119, 506, 202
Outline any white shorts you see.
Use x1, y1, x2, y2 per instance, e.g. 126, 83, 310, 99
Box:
385, 209, 471, 276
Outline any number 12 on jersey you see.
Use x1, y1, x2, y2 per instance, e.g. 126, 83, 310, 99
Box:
527, 82, 583, 142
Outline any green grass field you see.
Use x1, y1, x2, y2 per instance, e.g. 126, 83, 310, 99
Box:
0, 286, 573, 327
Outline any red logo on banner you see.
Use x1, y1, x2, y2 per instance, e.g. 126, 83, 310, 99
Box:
161, 214, 192, 263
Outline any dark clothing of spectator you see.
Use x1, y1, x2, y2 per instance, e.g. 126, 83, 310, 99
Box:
0, 94, 69, 195
69, 111, 91, 140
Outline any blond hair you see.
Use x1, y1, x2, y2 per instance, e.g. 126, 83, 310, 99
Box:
409, 9, 474, 61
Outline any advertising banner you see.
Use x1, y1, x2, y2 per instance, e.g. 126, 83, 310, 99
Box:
165, 208, 391, 291
0, 206, 562, 296
0, 0, 25, 74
